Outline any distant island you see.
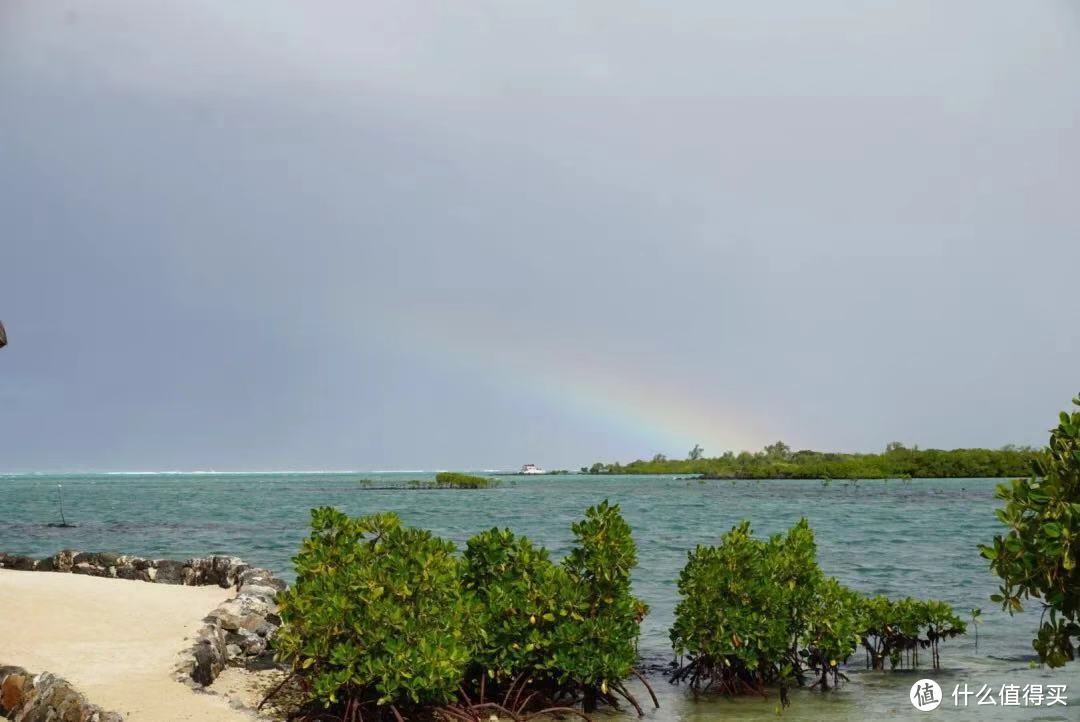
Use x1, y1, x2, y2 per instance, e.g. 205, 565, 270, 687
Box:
582, 441, 1037, 479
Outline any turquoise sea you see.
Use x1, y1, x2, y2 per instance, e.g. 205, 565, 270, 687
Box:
2, 472, 1077, 720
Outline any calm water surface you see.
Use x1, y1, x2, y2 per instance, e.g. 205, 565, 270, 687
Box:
2, 473, 1076, 720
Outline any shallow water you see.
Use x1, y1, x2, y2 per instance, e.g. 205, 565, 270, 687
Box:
2, 473, 1077, 720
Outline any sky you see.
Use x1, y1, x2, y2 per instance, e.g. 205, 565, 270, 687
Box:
1, 1, 1078, 472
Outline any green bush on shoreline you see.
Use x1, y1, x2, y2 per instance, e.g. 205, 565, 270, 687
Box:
274, 509, 471, 709
670, 519, 966, 702
274, 505, 971, 719
275, 501, 647, 719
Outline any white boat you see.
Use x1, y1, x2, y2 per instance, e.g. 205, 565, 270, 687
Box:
520, 463, 545, 475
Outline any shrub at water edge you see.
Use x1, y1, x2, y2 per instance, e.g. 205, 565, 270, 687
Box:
274, 508, 472, 717
859, 596, 966, 671
275, 501, 651, 719
669, 519, 841, 696
670, 519, 966, 703
556, 500, 650, 711
982, 393, 1080, 667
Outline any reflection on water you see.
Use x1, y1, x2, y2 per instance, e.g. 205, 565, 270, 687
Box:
2, 473, 1078, 720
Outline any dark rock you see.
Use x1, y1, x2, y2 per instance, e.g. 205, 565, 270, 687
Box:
72, 562, 109, 577
1, 554, 38, 571
115, 565, 152, 582
191, 631, 227, 686
153, 559, 190, 585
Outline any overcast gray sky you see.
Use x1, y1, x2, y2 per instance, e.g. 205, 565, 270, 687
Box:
1, 1, 1078, 472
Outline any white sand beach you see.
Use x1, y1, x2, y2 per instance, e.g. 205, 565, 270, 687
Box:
0, 569, 255, 721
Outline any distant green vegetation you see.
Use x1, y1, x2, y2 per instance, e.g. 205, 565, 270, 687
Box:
356, 472, 500, 490
584, 441, 1036, 479
433, 471, 499, 488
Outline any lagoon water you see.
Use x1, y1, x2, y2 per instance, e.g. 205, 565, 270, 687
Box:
3, 473, 1077, 720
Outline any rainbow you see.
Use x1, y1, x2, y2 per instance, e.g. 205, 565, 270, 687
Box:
391, 311, 767, 455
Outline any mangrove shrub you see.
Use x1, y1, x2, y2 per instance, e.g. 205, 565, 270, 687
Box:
557, 500, 649, 710
276, 501, 649, 718
275, 508, 472, 713
670, 519, 966, 700
982, 393, 1080, 667
462, 527, 577, 682
859, 596, 966, 671
669, 520, 844, 694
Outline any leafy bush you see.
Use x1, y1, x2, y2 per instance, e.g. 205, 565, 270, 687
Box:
671, 519, 966, 701
275, 508, 472, 713
670, 520, 832, 694
462, 528, 577, 682
556, 500, 648, 709
859, 596, 965, 671
276, 501, 649, 718
463, 502, 648, 712
802, 578, 865, 688
982, 393, 1080, 667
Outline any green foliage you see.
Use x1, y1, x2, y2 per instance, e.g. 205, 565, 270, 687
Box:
802, 578, 865, 686
462, 528, 578, 682
671, 519, 966, 698
557, 500, 648, 699
277, 502, 647, 716
688, 444, 704, 461
586, 442, 1037, 479
859, 596, 966, 671
433, 472, 499, 488
275, 508, 471, 711
670, 522, 800, 691
982, 393, 1080, 667
354, 474, 499, 490
461, 502, 646, 711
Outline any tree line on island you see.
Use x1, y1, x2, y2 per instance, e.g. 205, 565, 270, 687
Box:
262, 393, 1078, 721
582, 440, 1037, 479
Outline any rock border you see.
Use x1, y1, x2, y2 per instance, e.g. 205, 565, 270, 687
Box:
0, 551, 254, 587
177, 566, 287, 687
0, 666, 123, 721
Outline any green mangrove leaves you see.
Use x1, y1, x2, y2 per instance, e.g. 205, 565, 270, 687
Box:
982, 393, 1080, 668
670, 518, 966, 701
275, 501, 647, 718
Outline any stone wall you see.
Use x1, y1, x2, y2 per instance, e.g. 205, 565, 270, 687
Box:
175, 566, 286, 687
0, 666, 123, 721
0, 551, 254, 588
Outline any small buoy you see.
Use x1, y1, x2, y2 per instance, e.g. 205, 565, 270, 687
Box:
0, 320, 6, 349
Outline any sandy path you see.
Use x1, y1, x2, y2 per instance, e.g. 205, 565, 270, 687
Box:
0, 569, 254, 721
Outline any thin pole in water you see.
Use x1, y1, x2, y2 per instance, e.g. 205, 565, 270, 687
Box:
57, 483, 67, 527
